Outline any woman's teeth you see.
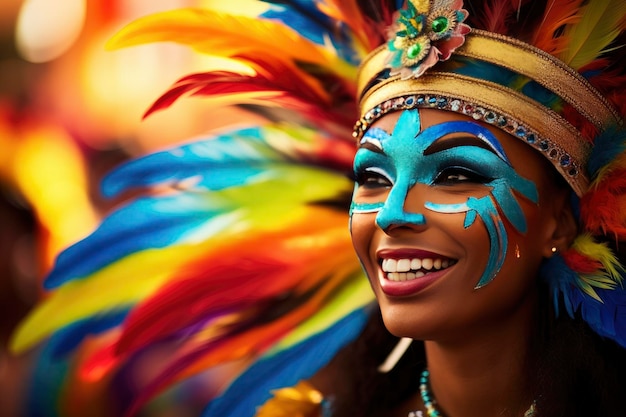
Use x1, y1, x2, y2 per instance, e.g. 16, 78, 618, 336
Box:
382, 257, 455, 282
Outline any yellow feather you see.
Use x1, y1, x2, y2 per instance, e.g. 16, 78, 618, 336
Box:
590, 151, 626, 187
317, 0, 371, 52
106, 8, 343, 72
571, 233, 624, 301
197, 0, 271, 17
105, 8, 358, 100
218, 166, 352, 215
559, 0, 626, 69
9, 244, 205, 354
572, 233, 624, 282
269, 272, 374, 354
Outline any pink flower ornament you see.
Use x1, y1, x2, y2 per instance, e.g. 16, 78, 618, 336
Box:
387, 0, 470, 79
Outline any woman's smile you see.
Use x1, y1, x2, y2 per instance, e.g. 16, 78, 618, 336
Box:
377, 248, 458, 296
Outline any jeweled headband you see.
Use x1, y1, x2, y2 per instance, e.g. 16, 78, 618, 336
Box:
354, 1, 622, 197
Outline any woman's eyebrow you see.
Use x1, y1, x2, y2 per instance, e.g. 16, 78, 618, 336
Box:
358, 139, 385, 154
359, 128, 388, 154
424, 135, 508, 162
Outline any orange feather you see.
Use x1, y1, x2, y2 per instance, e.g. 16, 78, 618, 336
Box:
531, 0, 585, 54
106, 8, 333, 70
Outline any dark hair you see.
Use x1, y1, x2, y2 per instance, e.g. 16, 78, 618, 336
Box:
319, 307, 422, 417
533, 301, 626, 416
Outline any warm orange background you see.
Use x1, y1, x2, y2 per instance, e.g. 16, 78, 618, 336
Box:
0, 2, 253, 416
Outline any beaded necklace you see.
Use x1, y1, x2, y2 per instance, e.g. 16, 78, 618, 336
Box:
408, 369, 536, 417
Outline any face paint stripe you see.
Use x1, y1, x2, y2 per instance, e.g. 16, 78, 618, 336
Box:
351, 204, 384, 213
375, 179, 426, 230
362, 127, 390, 142
467, 198, 508, 289
424, 201, 470, 214
422, 121, 510, 164
491, 183, 528, 233
464, 210, 477, 228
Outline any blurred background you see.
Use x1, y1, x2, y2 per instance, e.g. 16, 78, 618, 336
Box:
0, 1, 248, 415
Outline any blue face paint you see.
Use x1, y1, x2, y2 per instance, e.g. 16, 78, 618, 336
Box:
350, 109, 538, 288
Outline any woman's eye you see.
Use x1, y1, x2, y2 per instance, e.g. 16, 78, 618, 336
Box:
435, 167, 490, 185
356, 171, 392, 188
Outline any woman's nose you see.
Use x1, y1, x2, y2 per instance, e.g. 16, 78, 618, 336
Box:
375, 181, 426, 232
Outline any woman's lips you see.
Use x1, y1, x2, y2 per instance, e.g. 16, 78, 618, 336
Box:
376, 248, 457, 297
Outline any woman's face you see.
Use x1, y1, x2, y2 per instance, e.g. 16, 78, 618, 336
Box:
350, 108, 567, 341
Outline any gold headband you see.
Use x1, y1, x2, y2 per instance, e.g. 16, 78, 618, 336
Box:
355, 30, 622, 197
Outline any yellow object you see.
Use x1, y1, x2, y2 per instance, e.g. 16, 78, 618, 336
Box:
255, 380, 324, 417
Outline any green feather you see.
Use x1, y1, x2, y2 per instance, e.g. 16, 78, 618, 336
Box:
559, 0, 626, 70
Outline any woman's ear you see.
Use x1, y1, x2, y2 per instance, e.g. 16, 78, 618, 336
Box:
542, 190, 578, 258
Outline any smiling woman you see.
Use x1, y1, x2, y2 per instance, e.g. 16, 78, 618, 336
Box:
345, 106, 581, 415
308, 0, 626, 414
351, 108, 561, 331
10, 1, 626, 417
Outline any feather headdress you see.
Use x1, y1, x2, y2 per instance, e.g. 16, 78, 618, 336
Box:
10, 1, 626, 416
355, 0, 626, 348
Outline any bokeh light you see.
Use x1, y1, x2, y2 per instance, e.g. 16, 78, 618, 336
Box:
16, 0, 86, 63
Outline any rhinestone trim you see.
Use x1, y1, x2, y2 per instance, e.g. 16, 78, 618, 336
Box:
353, 94, 580, 178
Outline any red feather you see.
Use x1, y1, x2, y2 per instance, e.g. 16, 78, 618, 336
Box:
144, 65, 327, 118
581, 167, 626, 240
562, 248, 603, 274
470, 0, 527, 34
115, 258, 311, 356
142, 58, 358, 133
123, 286, 342, 417
581, 60, 626, 119
561, 102, 600, 143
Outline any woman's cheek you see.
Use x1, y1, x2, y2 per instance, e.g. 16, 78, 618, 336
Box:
349, 212, 377, 269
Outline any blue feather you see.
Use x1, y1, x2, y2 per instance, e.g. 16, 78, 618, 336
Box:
44, 193, 235, 288
26, 344, 68, 417
47, 309, 129, 358
541, 254, 583, 318
580, 285, 626, 347
202, 307, 370, 417
541, 254, 626, 348
258, 1, 367, 65
587, 125, 626, 179
450, 58, 519, 87
102, 128, 284, 198
451, 58, 560, 109
260, 1, 335, 39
